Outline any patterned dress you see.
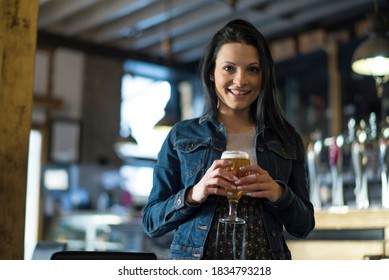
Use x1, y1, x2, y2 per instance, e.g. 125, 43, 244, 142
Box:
202, 195, 271, 259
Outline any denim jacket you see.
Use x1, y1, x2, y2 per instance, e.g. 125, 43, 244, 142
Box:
142, 115, 315, 259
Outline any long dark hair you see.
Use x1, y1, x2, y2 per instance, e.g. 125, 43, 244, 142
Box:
200, 19, 298, 148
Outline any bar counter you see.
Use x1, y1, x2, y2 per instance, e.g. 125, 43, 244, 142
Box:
287, 207, 389, 260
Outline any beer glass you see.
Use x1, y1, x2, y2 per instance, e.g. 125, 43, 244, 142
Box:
219, 150, 250, 224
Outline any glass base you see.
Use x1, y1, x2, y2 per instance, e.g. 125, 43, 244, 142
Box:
219, 217, 246, 224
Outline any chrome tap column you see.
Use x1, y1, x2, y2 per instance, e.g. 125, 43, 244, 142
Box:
351, 120, 369, 209
379, 118, 389, 208
307, 132, 322, 208
329, 135, 344, 206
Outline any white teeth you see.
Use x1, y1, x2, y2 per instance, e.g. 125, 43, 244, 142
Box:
229, 89, 248, 95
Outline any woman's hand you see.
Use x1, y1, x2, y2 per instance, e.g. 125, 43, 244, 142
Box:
235, 165, 284, 203
185, 159, 238, 205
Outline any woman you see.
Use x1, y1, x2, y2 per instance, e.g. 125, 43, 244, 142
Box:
142, 19, 315, 260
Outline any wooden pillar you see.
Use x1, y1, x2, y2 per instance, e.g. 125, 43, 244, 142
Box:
326, 41, 342, 136
0, 0, 39, 259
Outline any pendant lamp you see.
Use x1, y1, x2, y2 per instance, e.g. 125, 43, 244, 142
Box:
351, 28, 389, 77
351, 0, 389, 97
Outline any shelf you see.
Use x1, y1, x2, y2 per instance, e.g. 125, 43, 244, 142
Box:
315, 208, 389, 230
48, 211, 131, 251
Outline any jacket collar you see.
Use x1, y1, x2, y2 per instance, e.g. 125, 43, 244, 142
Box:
198, 113, 276, 135
199, 114, 219, 127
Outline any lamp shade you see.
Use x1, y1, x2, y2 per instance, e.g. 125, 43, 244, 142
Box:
351, 4, 389, 77
351, 34, 389, 76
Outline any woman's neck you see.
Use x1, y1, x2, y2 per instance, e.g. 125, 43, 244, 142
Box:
218, 111, 255, 133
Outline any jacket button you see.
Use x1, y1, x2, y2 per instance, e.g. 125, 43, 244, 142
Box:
258, 147, 264, 152
271, 230, 277, 237
198, 225, 207, 230
177, 197, 182, 206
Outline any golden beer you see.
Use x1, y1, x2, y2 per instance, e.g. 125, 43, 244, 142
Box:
221, 151, 250, 203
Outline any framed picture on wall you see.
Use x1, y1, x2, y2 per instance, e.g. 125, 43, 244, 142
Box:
49, 118, 81, 163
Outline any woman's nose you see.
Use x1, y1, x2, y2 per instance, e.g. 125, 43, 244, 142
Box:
233, 71, 247, 86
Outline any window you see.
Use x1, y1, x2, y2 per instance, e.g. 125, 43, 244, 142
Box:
119, 74, 171, 159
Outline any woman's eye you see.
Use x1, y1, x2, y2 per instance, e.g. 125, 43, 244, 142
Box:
223, 66, 234, 72
248, 67, 260, 73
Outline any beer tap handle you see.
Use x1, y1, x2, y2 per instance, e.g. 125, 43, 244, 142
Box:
368, 112, 377, 141
307, 132, 322, 208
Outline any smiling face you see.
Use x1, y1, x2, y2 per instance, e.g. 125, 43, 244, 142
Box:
213, 42, 262, 116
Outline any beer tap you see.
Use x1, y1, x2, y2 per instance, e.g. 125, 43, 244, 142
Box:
329, 135, 344, 206
351, 120, 369, 209
368, 112, 378, 141
347, 118, 356, 144
307, 131, 322, 208
379, 117, 389, 208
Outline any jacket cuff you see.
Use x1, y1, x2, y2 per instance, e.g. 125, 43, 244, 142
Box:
172, 187, 200, 216
183, 186, 201, 208
265, 180, 290, 209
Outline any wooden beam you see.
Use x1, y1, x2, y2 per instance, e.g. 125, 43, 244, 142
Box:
33, 95, 64, 110
0, 0, 39, 259
37, 30, 195, 72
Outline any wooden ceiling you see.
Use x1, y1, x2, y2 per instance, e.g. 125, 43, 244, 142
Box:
38, 0, 389, 67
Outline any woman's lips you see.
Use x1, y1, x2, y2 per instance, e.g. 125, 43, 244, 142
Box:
228, 89, 250, 96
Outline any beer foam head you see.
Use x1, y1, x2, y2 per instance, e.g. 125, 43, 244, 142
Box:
221, 150, 249, 159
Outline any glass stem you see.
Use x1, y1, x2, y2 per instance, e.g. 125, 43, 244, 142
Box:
228, 201, 238, 220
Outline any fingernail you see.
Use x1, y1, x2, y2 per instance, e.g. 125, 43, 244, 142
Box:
245, 192, 252, 196
235, 179, 241, 184
239, 166, 246, 171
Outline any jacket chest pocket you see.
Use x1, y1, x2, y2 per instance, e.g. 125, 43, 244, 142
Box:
174, 138, 211, 179
263, 141, 296, 181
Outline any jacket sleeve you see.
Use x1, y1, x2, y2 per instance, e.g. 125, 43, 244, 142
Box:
142, 129, 200, 238
265, 135, 315, 238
